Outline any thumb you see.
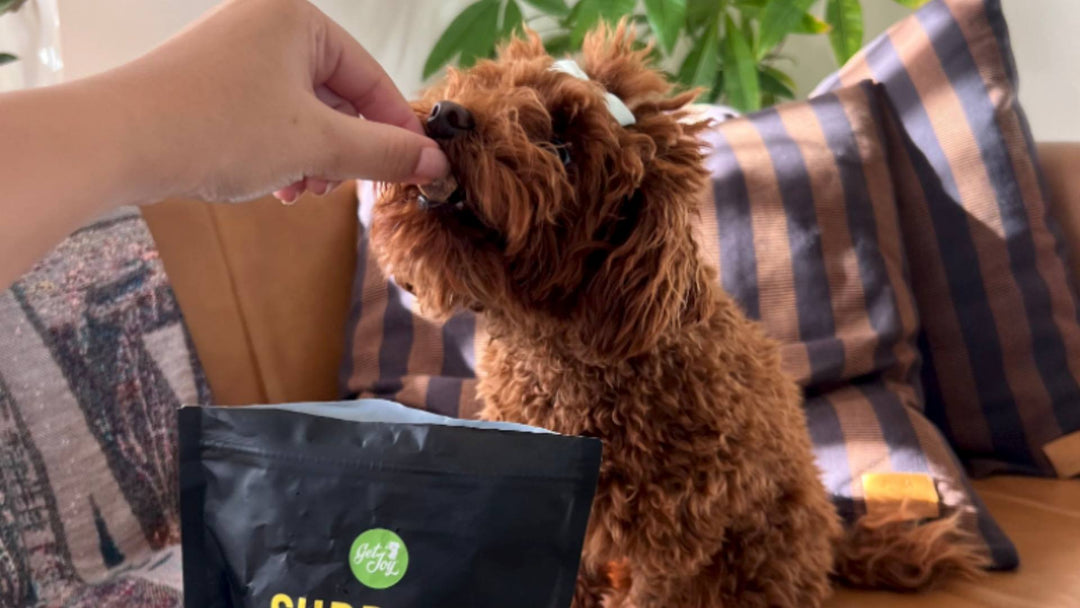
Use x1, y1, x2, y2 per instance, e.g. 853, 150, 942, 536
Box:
316, 105, 449, 184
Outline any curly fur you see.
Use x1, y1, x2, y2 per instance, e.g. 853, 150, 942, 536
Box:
836, 506, 987, 591
371, 22, 980, 606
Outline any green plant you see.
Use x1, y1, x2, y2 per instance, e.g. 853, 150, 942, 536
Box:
424, 0, 927, 112
0, 0, 29, 66
0, 0, 27, 12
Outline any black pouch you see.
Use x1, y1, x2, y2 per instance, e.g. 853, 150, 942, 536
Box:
179, 400, 602, 608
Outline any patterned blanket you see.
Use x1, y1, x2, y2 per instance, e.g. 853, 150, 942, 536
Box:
0, 208, 208, 607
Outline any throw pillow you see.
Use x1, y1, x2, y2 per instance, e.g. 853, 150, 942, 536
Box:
816, 0, 1080, 478
698, 87, 1015, 569
340, 186, 484, 419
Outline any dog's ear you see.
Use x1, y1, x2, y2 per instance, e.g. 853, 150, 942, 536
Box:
575, 185, 713, 362
580, 19, 669, 105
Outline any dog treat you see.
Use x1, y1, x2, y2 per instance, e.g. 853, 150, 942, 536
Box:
179, 399, 601, 608
418, 175, 458, 203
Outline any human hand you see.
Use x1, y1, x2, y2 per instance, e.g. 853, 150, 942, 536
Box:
114, 0, 447, 203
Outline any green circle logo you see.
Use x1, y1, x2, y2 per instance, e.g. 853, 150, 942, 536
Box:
349, 528, 409, 589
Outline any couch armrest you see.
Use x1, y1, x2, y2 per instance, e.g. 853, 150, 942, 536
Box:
141, 183, 358, 405
1041, 143, 1080, 286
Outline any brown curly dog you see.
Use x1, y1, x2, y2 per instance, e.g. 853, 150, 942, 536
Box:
371, 23, 980, 607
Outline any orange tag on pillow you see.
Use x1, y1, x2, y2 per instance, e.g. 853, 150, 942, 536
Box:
1043, 431, 1080, 478
861, 473, 940, 520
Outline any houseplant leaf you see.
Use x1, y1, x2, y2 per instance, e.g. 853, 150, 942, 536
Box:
734, 0, 766, 12
568, 0, 600, 45
544, 33, 573, 56
685, 0, 718, 33
459, 0, 502, 67
826, 0, 863, 65
521, 0, 570, 15
599, 0, 639, 19
742, 13, 758, 55
709, 69, 725, 103
793, 12, 831, 35
569, 0, 635, 45
722, 14, 760, 112
738, 0, 827, 36
757, 0, 816, 59
677, 18, 719, 89
0, 53, 16, 66
423, 0, 500, 78
0, 0, 28, 15
502, 0, 524, 38
644, 0, 686, 54
759, 65, 796, 99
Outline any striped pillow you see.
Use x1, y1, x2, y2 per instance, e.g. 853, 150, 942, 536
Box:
341, 184, 485, 420
807, 381, 1016, 569
698, 85, 1015, 569
816, 0, 1080, 477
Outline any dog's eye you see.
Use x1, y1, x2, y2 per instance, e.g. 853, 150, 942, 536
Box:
551, 138, 572, 167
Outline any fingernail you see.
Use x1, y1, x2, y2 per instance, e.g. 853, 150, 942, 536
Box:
411, 147, 450, 184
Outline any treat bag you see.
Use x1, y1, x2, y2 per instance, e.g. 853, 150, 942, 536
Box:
180, 399, 602, 608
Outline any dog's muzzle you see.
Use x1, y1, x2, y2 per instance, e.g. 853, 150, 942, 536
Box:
426, 100, 474, 140
418, 100, 473, 211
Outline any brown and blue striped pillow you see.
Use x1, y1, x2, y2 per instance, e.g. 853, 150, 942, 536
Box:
816, 0, 1080, 478
697, 87, 1015, 569
341, 181, 485, 420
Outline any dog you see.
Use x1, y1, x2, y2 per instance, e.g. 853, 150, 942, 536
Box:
371, 23, 981, 607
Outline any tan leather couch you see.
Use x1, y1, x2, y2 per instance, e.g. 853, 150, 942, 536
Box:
142, 143, 1080, 607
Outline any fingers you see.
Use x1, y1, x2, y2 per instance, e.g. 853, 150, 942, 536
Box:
272, 178, 338, 204
273, 181, 304, 205
305, 178, 335, 195
317, 104, 449, 184
272, 2, 448, 202
314, 14, 424, 136
314, 84, 357, 116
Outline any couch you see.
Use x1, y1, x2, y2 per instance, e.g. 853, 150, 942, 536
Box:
140, 142, 1080, 607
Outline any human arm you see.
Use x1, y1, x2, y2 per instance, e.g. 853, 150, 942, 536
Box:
0, 0, 447, 289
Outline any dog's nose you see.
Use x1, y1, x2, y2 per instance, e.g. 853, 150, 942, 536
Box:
426, 101, 475, 139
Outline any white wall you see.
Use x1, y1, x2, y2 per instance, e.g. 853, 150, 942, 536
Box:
996, 1, 1079, 143
781, 0, 1079, 142
56, 0, 472, 96
53, 0, 1080, 141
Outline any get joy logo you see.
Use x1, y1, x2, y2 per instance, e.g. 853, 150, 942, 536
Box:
349, 529, 409, 589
